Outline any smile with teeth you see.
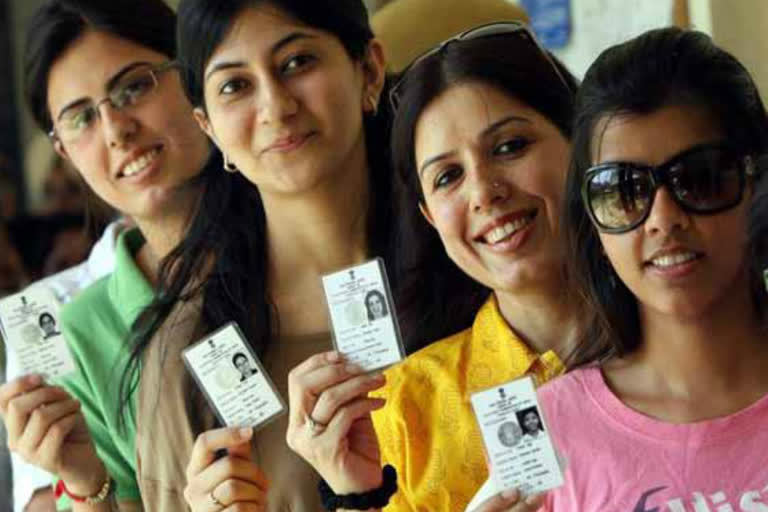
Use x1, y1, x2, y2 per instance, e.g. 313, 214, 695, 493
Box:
482, 213, 535, 245
649, 251, 700, 268
121, 147, 161, 178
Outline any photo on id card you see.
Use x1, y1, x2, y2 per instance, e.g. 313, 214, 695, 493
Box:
182, 322, 285, 429
0, 287, 75, 379
470, 376, 563, 495
321, 258, 404, 372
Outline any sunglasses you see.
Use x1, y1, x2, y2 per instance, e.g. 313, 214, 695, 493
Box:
388, 21, 572, 111
582, 142, 755, 234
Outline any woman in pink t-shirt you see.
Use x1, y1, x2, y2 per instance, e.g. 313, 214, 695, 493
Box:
535, 27, 768, 512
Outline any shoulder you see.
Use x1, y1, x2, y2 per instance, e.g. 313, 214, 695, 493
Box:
380, 326, 472, 396
60, 274, 113, 328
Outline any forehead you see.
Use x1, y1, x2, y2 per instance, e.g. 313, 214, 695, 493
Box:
47, 29, 166, 112
206, 5, 340, 68
414, 82, 544, 158
592, 104, 723, 166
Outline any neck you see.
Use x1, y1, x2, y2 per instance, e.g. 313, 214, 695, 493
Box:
634, 273, 767, 398
495, 271, 580, 357
132, 187, 200, 285
265, 142, 370, 298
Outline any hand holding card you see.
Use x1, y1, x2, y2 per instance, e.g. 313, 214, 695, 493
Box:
321, 258, 404, 372
471, 376, 563, 497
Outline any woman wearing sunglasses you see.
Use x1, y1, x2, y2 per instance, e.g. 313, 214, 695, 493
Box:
286, 23, 581, 512
113, 0, 394, 510
535, 27, 768, 510
0, 0, 211, 510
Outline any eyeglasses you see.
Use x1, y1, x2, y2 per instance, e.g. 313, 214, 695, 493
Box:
49, 61, 179, 145
582, 142, 755, 234
389, 21, 572, 111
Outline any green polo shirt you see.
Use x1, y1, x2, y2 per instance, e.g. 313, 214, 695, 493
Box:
56, 228, 153, 508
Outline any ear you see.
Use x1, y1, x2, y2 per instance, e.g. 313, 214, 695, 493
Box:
193, 107, 218, 145
53, 139, 70, 162
361, 39, 387, 110
418, 201, 436, 228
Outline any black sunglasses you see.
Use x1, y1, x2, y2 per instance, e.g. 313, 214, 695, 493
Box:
388, 21, 571, 112
582, 142, 755, 234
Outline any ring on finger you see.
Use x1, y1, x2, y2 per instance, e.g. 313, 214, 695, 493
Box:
209, 489, 225, 509
307, 415, 328, 435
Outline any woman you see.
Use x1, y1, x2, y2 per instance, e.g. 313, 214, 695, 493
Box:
538, 27, 768, 509
117, 1, 394, 510
0, 0, 211, 509
286, 23, 581, 511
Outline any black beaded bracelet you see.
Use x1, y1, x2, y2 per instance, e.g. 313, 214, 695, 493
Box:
318, 465, 398, 511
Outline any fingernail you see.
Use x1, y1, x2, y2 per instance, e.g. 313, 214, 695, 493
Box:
238, 427, 253, 440
27, 374, 42, 385
345, 363, 364, 374
327, 351, 342, 362
502, 488, 520, 501
369, 373, 385, 382
525, 493, 545, 505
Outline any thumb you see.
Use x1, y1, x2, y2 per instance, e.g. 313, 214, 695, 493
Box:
227, 427, 253, 460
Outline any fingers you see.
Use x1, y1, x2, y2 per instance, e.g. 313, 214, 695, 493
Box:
184, 428, 269, 512
310, 372, 386, 425
325, 397, 387, 443
0, 374, 44, 414
288, 356, 366, 422
189, 456, 269, 496
472, 490, 546, 512
15, 399, 81, 455
32, 412, 80, 467
4, 386, 72, 448
186, 427, 254, 479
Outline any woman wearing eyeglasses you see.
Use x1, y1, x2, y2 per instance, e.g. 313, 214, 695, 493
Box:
535, 27, 768, 510
0, 0, 211, 510
286, 23, 582, 512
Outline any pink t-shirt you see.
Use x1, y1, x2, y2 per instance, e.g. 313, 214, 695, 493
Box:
538, 367, 768, 512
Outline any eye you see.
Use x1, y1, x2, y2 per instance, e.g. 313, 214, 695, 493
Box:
433, 165, 463, 190
493, 137, 531, 157
219, 78, 251, 96
71, 108, 97, 130
280, 54, 317, 75
121, 76, 154, 101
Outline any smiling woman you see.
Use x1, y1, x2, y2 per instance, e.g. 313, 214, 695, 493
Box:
115, 0, 398, 510
0, 1, 213, 511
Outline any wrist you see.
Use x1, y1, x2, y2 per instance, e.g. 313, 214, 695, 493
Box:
329, 475, 383, 496
62, 462, 108, 497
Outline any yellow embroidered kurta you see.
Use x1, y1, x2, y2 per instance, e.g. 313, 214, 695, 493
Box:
371, 295, 564, 511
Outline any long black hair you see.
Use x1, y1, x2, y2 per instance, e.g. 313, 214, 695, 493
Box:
563, 27, 768, 367
389, 31, 578, 352
118, 0, 394, 431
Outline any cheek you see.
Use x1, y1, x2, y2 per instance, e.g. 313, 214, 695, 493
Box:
298, 72, 361, 131
426, 196, 470, 256
600, 233, 641, 279
208, 104, 254, 148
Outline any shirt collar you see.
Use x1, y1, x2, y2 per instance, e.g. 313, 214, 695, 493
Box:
108, 228, 154, 327
470, 294, 564, 383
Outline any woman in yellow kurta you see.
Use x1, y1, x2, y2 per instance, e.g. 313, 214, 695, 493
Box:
286, 24, 581, 512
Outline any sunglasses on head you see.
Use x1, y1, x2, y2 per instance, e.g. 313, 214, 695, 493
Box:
388, 21, 572, 111
582, 142, 755, 234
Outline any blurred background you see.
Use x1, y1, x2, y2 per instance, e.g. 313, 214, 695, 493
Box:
0, 0, 767, 510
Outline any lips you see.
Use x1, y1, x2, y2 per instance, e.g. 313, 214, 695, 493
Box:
262, 131, 316, 154
116, 145, 163, 179
644, 247, 705, 269
474, 209, 538, 245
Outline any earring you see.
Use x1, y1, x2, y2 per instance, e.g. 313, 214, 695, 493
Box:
223, 153, 238, 173
367, 95, 379, 116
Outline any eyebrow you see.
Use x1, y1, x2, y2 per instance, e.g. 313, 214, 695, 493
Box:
418, 115, 532, 177
205, 31, 318, 82
56, 61, 154, 121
